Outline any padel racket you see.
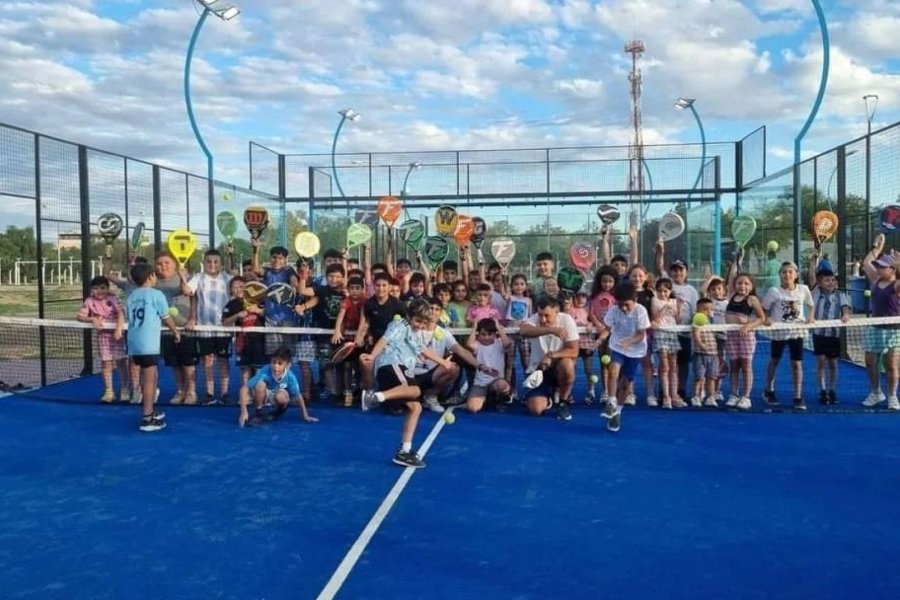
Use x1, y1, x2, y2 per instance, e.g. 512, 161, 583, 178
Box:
398, 219, 426, 252
294, 231, 321, 259
331, 341, 357, 363
569, 242, 595, 271
355, 210, 380, 228
242, 281, 268, 309
880, 205, 900, 232
217, 211, 238, 269
491, 237, 516, 274
98, 213, 124, 259
812, 211, 838, 248
377, 196, 403, 228
731, 215, 757, 250
167, 230, 197, 269
596, 204, 620, 233
266, 282, 296, 307
658, 212, 686, 242
471, 217, 487, 262
435, 205, 459, 237
423, 236, 450, 271
243, 207, 269, 240
454, 214, 475, 247
129, 221, 145, 265
346, 223, 372, 249
557, 267, 585, 294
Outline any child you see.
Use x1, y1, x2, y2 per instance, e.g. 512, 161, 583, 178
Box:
448, 279, 471, 327
465, 318, 513, 413
589, 267, 617, 404
466, 283, 502, 324
703, 275, 730, 397
724, 268, 766, 410
566, 291, 596, 404
504, 273, 532, 400
597, 281, 650, 433
222, 276, 267, 387
238, 347, 317, 427
691, 298, 719, 408
861, 236, 900, 410
332, 275, 366, 407
186, 249, 232, 405
356, 272, 407, 392
252, 242, 298, 358
627, 264, 655, 406
762, 261, 815, 411
651, 278, 683, 408
361, 299, 454, 468
77, 275, 127, 403
808, 248, 851, 404
432, 282, 453, 327
126, 263, 179, 432
298, 263, 347, 402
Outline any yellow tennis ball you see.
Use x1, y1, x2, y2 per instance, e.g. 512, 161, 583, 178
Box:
601, 354, 611, 365
393, 314, 402, 321
693, 313, 710, 327
864, 290, 871, 297
168, 307, 179, 318
766, 240, 779, 252
443, 411, 456, 425
433, 329, 444, 341
222, 192, 231, 201
590, 374, 599, 384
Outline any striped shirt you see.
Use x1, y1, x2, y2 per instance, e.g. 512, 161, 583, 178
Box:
188, 271, 232, 335
812, 288, 849, 338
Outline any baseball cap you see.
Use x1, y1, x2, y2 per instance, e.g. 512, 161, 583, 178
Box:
670, 259, 687, 269
874, 254, 895, 269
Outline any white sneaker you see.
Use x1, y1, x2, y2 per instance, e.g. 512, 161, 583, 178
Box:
715, 392, 724, 402
737, 396, 752, 410
672, 397, 688, 408
862, 391, 886, 407
646, 395, 658, 407
888, 396, 900, 411
599, 393, 610, 405
423, 395, 444, 414
169, 391, 185, 405
726, 394, 740, 408
690, 396, 703, 408
361, 390, 376, 412
524, 370, 544, 389
703, 396, 718, 408
624, 394, 636, 406
661, 398, 672, 409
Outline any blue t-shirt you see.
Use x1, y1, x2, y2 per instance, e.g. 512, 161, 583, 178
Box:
126, 287, 170, 356
247, 365, 301, 398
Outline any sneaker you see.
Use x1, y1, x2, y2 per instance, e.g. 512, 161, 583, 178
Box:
221, 393, 233, 406
169, 391, 185, 405
714, 391, 724, 403
793, 398, 807, 412
343, 391, 354, 407
624, 394, 636, 407
524, 369, 544, 389
183, 392, 198, 406
119, 390, 131, 403
726, 394, 740, 408
444, 394, 466, 407
661, 397, 672, 409
423, 395, 445, 414
736, 397, 752, 411
459, 380, 469, 398
152, 408, 166, 420
100, 389, 115, 404
672, 397, 688, 409
599, 393, 610, 406
763, 390, 779, 407
203, 393, 220, 406
266, 404, 288, 421
862, 391, 886, 407
690, 396, 703, 408
601, 401, 618, 420
607, 409, 621, 433
646, 395, 658, 408
557, 400, 573, 421
139, 417, 166, 432
131, 388, 142, 405
392, 450, 425, 468
818, 390, 829, 405
703, 396, 719, 408
888, 396, 900, 411
361, 390, 377, 412
827, 390, 838, 405
584, 391, 595, 406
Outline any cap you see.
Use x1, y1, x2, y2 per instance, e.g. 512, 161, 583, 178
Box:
670, 259, 687, 269
874, 254, 895, 269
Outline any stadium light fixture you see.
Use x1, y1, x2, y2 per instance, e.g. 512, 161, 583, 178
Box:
674, 97, 706, 196
401, 162, 423, 198
863, 94, 879, 135
331, 108, 362, 199
674, 97, 695, 110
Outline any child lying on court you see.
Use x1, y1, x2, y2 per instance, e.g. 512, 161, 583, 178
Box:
238, 347, 318, 427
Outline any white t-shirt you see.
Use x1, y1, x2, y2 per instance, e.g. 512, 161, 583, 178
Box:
763, 285, 813, 340
524, 312, 580, 372
473, 340, 506, 387
413, 325, 456, 375
603, 304, 651, 358
671, 282, 699, 331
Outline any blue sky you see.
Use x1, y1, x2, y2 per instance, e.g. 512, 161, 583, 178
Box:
0, 0, 898, 207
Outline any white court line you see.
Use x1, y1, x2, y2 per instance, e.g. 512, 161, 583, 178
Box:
316, 408, 452, 600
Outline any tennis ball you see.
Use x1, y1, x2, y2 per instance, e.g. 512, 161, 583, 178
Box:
222, 192, 231, 201
590, 374, 599, 384
433, 329, 444, 341
601, 354, 611, 365
393, 314, 402, 321
693, 313, 710, 327
443, 411, 456, 425
168, 307, 179, 318
767, 240, 779, 253
864, 290, 872, 297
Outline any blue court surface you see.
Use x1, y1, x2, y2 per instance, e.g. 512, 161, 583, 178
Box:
2, 359, 900, 599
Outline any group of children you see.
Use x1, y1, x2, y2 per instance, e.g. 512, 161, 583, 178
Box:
79, 225, 900, 464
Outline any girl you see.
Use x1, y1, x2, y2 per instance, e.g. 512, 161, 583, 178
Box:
651, 278, 683, 408
762, 260, 814, 411
627, 264, 656, 406
448, 279, 471, 328
589, 266, 617, 404
504, 273, 533, 400
861, 235, 900, 410
76, 276, 127, 403
567, 291, 596, 404
724, 265, 766, 410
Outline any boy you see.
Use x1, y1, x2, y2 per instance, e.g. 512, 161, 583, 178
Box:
126, 263, 180, 432
332, 275, 366, 406
597, 281, 650, 433
222, 276, 267, 386
362, 299, 454, 468
357, 272, 406, 391
691, 298, 719, 408
77, 275, 127, 403
465, 318, 513, 413
186, 249, 232, 405
155, 252, 197, 405
529, 252, 556, 297
298, 263, 347, 402
809, 248, 850, 404
252, 242, 298, 356
238, 347, 317, 427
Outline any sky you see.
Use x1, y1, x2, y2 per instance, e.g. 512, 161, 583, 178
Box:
0, 0, 898, 206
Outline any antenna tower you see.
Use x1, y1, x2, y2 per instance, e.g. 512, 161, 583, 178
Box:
625, 39, 646, 216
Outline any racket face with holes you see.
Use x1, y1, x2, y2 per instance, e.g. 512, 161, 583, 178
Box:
399, 219, 426, 251
471, 217, 487, 248
243, 207, 270, 240
293, 232, 321, 258
216, 211, 238, 243
266, 282, 296, 307
167, 230, 197, 268
557, 267, 585, 294
423, 236, 450, 271
731, 215, 757, 249
596, 204, 620, 227
98, 213, 124, 244
491, 237, 516, 271
243, 282, 268, 308
435, 205, 458, 237
454, 215, 474, 246
658, 212, 686, 242
812, 210, 838, 245
346, 223, 372, 248
377, 196, 403, 228
130, 222, 145, 252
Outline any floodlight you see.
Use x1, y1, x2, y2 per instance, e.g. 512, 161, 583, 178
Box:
339, 108, 360, 121
674, 97, 695, 110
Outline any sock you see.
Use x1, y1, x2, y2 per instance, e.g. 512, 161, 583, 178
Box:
375, 391, 386, 403
401, 442, 412, 453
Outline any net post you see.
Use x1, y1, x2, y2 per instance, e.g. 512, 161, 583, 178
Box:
78, 145, 94, 376
278, 153, 287, 246
35, 133, 48, 387
152, 165, 162, 252
308, 166, 316, 231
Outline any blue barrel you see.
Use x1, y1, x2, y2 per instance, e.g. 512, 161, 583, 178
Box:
849, 277, 868, 313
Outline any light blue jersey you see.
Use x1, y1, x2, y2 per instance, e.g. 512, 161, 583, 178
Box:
247, 365, 301, 398
374, 320, 425, 373
126, 287, 170, 356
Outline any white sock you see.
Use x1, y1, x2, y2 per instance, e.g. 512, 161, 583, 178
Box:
375, 391, 385, 403
401, 442, 412, 453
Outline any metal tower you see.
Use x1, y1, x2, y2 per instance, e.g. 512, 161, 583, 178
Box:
625, 39, 646, 221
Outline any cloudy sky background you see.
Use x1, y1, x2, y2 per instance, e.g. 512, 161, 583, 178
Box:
0, 0, 898, 198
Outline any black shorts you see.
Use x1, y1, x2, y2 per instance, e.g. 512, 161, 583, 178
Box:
812, 335, 840, 359
677, 335, 692, 364
236, 334, 267, 368
772, 337, 804, 361
412, 367, 437, 390
376, 364, 419, 400
161, 334, 199, 367
578, 347, 594, 358
130, 354, 159, 368
197, 336, 232, 359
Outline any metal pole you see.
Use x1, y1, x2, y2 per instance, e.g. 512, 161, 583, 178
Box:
688, 104, 706, 197
331, 115, 347, 199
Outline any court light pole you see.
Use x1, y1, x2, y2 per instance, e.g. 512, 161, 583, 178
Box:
184, 0, 240, 248
331, 108, 360, 199
401, 161, 422, 198
674, 97, 706, 197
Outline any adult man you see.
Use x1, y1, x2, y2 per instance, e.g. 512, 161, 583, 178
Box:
519, 296, 580, 420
